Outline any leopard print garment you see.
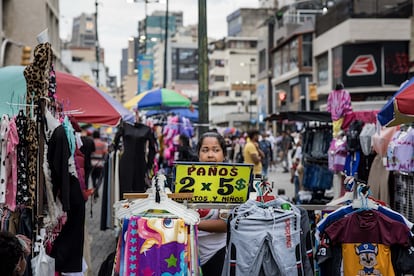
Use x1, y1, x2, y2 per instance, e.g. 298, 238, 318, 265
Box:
23, 42, 52, 115
22, 42, 53, 208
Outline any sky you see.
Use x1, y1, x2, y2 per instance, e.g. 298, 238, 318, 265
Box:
59, 0, 260, 82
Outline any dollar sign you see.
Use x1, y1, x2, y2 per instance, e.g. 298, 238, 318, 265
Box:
235, 179, 247, 191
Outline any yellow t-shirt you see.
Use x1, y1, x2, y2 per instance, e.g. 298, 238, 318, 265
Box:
243, 140, 262, 175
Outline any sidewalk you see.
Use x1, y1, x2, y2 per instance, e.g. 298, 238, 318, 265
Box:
85, 188, 117, 275
84, 165, 295, 275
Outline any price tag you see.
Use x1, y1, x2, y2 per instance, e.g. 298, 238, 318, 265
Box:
173, 162, 253, 203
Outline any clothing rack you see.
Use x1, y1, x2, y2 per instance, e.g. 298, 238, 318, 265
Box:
122, 193, 341, 210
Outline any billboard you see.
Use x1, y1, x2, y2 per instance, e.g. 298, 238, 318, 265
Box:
138, 54, 154, 94
339, 42, 409, 88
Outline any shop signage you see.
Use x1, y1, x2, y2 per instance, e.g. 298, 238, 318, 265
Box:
174, 162, 253, 203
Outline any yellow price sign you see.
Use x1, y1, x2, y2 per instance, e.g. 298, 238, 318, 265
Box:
173, 162, 253, 203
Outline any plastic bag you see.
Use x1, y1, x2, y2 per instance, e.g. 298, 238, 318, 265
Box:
31, 242, 55, 276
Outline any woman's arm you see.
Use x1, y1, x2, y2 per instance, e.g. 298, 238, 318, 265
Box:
198, 219, 227, 233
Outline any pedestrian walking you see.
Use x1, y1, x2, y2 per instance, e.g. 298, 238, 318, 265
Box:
243, 129, 264, 179
91, 130, 108, 199
259, 132, 272, 179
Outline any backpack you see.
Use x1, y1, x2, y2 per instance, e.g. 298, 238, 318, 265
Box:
235, 145, 244, 163
346, 120, 364, 152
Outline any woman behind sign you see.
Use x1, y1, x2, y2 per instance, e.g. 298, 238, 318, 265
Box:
196, 132, 228, 276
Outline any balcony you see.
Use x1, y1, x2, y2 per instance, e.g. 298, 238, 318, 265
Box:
316, 0, 412, 37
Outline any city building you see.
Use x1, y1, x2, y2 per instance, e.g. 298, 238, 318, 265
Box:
0, 0, 62, 68
70, 13, 97, 48
313, 0, 412, 111
209, 36, 258, 130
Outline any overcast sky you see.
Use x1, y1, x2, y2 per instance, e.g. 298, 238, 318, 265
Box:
59, 0, 259, 82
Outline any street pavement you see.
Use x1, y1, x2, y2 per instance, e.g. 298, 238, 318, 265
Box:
84, 163, 294, 275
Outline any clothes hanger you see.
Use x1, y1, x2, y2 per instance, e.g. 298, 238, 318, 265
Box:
116, 174, 200, 225
326, 174, 356, 206
351, 183, 378, 210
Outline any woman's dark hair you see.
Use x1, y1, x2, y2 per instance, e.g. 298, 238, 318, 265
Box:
0, 231, 24, 276
179, 134, 190, 147
196, 132, 227, 158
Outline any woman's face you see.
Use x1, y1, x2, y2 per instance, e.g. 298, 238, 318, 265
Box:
198, 137, 225, 162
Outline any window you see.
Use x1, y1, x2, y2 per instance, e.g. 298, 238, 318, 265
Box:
289, 39, 298, 71
235, 91, 242, 97
273, 50, 282, 77
302, 33, 313, 67
282, 44, 289, 73
215, 59, 225, 67
316, 53, 328, 86
259, 49, 266, 73
214, 75, 225, 82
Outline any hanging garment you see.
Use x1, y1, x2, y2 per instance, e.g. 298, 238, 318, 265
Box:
324, 210, 410, 276
45, 117, 85, 273
386, 128, 414, 171
368, 154, 391, 205
0, 115, 10, 204
222, 199, 313, 276
326, 88, 352, 121
15, 111, 29, 206
115, 122, 156, 196
5, 118, 19, 211
359, 123, 376, 156
121, 215, 195, 275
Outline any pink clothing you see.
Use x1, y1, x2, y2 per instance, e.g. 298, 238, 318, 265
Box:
0, 115, 9, 204
372, 126, 398, 157
5, 119, 19, 211
326, 89, 352, 121
328, 138, 347, 172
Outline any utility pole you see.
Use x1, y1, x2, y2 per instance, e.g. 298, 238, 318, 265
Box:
95, 0, 100, 87
198, 0, 209, 135
162, 0, 169, 88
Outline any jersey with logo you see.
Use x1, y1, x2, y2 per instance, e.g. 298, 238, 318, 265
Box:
325, 210, 410, 276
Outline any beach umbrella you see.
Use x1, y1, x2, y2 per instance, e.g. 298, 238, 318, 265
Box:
0, 66, 134, 126
377, 78, 414, 127
125, 88, 191, 110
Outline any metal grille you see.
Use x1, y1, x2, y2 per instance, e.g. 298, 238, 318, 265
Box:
393, 172, 414, 222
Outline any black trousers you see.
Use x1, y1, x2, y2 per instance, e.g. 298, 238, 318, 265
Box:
201, 246, 226, 276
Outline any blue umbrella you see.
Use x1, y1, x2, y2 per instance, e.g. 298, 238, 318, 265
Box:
145, 108, 198, 122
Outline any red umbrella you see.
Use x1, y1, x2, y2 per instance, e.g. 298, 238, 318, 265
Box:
378, 78, 414, 126
55, 71, 134, 126
0, 66, 134, 126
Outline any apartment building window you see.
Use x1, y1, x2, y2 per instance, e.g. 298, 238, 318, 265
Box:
290, 39, 298, 71
215, 59, 225, 67
212, 91, 229, 97
215, 75, 225, 82
282, 44, 289, 73
235, 91, 242, 97
302, 33, 312, 67
273, 50, 282, 77
316, 53, 328, 86
259, 49, 266, 73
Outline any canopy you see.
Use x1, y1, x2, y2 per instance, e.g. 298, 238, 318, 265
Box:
145, 108, 199, 122
377, 78, 414, 127
0, 66, 134, 126
124, 88, 191, 110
